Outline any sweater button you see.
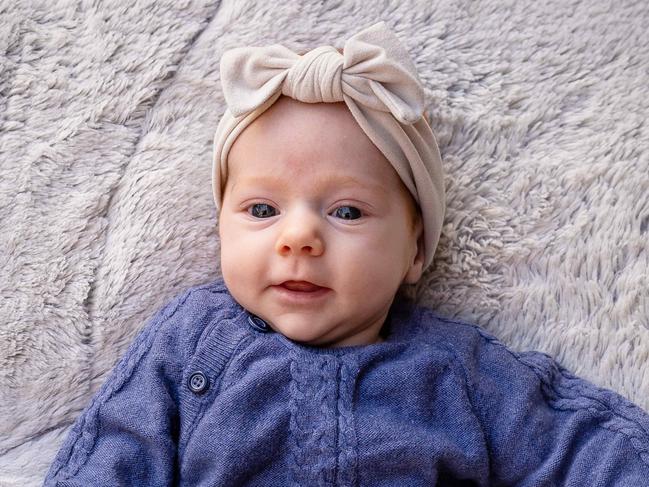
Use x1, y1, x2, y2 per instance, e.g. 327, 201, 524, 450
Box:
247, 314, 271, 333
188, 371, 208, 394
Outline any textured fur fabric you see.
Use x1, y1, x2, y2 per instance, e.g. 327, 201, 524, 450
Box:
1, 0, 648, 485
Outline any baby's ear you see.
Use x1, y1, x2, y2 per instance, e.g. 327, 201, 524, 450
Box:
403, 218, 425, 284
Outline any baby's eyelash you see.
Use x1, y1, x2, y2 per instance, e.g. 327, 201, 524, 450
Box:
245, 203, 364, 220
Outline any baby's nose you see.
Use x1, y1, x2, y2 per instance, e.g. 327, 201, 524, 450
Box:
275, 211, 324, 257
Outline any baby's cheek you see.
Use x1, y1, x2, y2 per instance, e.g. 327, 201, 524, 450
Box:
220, 225, 267, 264
372, 225, 411, 254
219, 229, 246, 273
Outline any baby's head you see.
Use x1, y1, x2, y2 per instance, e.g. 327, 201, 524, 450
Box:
218, 94, 424, 348
212, 22, 445, 348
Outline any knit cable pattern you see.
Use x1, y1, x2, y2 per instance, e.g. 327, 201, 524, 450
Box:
336, 355, 360, 486
288, 352, 339, 486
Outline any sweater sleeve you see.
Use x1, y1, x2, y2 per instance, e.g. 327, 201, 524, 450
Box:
42, 286, 209, 487
438, 317, 649, 486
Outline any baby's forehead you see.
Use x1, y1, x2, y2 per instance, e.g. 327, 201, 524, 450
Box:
235, 167, 388, 191
230, 99, 404, 185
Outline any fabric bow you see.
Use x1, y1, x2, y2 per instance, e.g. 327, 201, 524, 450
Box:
219, 21, 425, 125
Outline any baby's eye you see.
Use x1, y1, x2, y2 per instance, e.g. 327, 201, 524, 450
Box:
248, 203, 277, 218
332, 205, 362, 220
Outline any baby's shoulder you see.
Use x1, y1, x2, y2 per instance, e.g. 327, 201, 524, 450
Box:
408, 304, 553, 373
142, 276, 241, 361
408, 305, 502, 352
174, 275, 237, 316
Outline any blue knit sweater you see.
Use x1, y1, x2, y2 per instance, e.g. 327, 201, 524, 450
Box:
44, 277, 649, 486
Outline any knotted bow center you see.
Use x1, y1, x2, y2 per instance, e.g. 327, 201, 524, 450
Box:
281, 46, 344, 103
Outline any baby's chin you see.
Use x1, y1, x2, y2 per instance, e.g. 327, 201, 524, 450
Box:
266, 314, 336, 344
270, 314, 382, 348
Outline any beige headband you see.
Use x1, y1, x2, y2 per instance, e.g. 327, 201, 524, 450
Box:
212, 21, 445, 271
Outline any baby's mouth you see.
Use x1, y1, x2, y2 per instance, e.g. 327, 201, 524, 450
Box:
279, 280, 325, 292
272, 281, 331, 303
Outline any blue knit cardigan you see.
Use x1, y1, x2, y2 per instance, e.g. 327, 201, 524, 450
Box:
44, 277, 649, 486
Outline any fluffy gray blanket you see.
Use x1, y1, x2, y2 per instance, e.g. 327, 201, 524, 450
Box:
1, 0, 648, 484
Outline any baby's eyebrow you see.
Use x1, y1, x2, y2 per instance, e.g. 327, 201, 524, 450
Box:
235, 175, 385, 193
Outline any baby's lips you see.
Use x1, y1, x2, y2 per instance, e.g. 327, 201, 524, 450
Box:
279, 280, 324, 292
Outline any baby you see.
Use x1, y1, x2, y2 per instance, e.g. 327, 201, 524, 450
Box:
44, 21, 649, 486
217, 95, 425, 349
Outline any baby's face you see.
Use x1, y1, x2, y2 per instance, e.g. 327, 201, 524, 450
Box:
218, 96, 424, 348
